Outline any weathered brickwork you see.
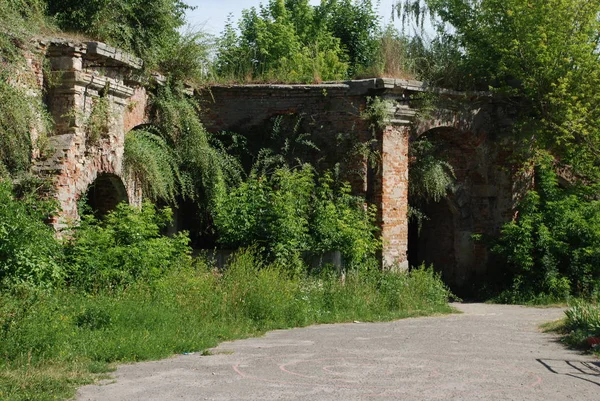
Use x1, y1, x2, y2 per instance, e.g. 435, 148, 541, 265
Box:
378, 125, 410, 269
33, 40, 147, 229
198, 79, 517, 288
25, 39, 517, 289
198, 83, 373, 194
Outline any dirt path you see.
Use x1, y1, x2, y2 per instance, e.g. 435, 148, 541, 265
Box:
76, 303, 599, 400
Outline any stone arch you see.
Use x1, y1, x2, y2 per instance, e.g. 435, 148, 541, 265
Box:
84, 173, 129, 217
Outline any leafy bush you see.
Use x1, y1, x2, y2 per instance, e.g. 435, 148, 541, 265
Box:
492, 159, 600, 303
311, 173, 380, 270
46, 0, 191, 71
213, 165, 380, 272
0, 181, 62, 288
63, 202, 191, 292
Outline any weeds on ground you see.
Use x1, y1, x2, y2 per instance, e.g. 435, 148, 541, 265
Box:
540, 300, 600, 357
0, 250, 453, 401
562, 300, 600, 354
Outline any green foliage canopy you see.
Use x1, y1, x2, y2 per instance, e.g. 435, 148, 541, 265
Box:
46, 0, 191, 70
216, 0, 383, 82
399, 0, 600, 179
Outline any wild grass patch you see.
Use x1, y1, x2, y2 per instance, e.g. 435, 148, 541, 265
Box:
0, 250, 453, 401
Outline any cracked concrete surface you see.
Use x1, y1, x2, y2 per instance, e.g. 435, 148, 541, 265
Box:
76, 303, 600, 400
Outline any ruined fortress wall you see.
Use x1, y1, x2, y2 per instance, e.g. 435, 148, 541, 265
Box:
32, 40, 148, 228
197, 82, 519, 291
197, 83, 374, 194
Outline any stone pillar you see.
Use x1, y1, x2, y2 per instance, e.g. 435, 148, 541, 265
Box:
375, 101, 416, 270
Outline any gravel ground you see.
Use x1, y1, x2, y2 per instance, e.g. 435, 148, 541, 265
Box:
76, 303, 600, 400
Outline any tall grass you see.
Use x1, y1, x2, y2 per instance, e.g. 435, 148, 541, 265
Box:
0, 249, 453, 401
562, 300, 600, 353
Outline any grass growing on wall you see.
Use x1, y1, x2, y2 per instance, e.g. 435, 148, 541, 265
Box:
0, 249, 453, 401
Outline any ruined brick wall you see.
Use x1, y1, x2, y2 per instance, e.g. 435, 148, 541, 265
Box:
197, 80, 421, 269
198, 80, 519, 288
197, 83, 373, 194
33, 40, 148, 228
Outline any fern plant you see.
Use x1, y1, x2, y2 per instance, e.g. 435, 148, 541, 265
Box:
123, 128, 181, 203
408, 137, 455, 231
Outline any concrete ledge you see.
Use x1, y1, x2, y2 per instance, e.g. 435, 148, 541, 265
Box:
56, 71, 135, 99
86, 42, 143, 69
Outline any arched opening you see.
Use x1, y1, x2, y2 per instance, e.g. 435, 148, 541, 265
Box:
407, 127, 465, 293
84, 173, 128, 218
408, 198, 457, 284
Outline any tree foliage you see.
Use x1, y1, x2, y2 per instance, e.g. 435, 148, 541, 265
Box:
215, 0, 384, 82
46, 0, 192, 70
398, 0, 600, 300
399, 0, 600, 179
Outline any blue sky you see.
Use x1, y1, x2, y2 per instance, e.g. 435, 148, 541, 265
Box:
185, 0, 401, 35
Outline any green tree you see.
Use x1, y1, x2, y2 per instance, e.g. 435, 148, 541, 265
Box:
399, 0, 600, 178
399, 0, 600, 300
320, 0, 381, 75
215, 0, 349, 82
46, 0, 193, 72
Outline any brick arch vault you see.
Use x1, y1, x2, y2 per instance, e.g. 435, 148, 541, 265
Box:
408, 120, 516, 295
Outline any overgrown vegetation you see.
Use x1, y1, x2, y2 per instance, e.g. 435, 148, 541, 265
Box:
563, 300, 600, 354
0, 1, 53, 178
544, 300, 600, 356
0, 181, 61, 289
215, 0, 416, 82
62, 203, 191, 292
214, 166, 380, 272
0, 6, 457, 400
46, 0, 193, 73
492, 157, 600, 304
0, 199, 453, 401
397, 0, 600, 303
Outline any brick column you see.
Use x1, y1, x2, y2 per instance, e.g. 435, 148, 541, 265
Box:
375, 102, 416, 270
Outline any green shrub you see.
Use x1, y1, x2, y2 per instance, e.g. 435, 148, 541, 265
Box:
563, 300, 600, 350
213, 166, 380, 272
492, 159, 600, 303
0, 181, 62, 288
63, 202, 191, 292
46, 0, 191, 70
311, 173, 380, 270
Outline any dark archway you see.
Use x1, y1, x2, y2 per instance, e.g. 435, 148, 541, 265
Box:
408, 198, 457, 284
408, 127, 467, 294
85, 173, 128, 218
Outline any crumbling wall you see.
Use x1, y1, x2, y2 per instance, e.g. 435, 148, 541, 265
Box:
33, 40, 148, 228
198, 79, 518, 286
